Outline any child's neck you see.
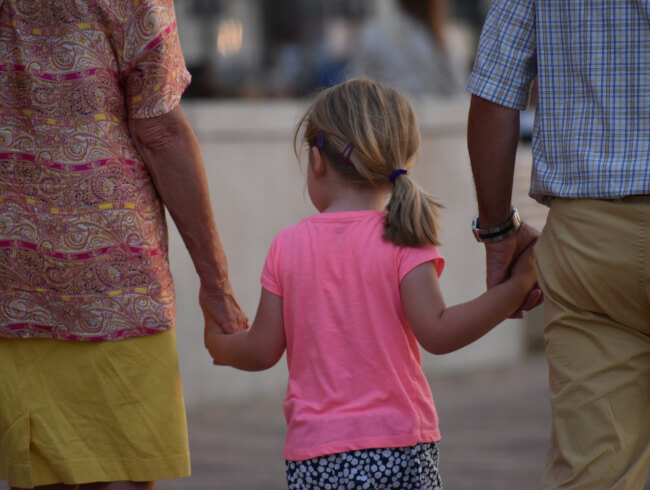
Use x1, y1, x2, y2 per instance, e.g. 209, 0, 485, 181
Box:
323, 185, 388, 213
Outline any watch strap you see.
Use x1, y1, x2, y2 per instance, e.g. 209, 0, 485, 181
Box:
472, 207, 521, 243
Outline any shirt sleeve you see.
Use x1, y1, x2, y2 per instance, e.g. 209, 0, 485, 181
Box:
397, 245, 445, 283
466, 0, 537, 110
261, 233, 283, 297
115, 0, 191, 119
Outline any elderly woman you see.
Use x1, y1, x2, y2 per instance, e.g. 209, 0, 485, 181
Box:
0, 1, 247, 489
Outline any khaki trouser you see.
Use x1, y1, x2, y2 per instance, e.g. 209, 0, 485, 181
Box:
535, 197, 650, 489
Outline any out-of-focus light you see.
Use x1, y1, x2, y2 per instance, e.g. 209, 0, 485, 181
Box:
217, 19, 243, 57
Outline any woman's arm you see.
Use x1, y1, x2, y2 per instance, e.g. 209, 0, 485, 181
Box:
129, 105, 248, 335
400, 244, 536, 355
205, 288, 286, 371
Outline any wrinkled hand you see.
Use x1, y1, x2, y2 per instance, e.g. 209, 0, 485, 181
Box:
485, 221, 543, 317
199, 283, 249, 339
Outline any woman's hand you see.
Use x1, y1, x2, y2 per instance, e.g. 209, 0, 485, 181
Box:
200, 283, 249, 336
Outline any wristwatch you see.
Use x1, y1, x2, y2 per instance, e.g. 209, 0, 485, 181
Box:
472, 207, 521, 243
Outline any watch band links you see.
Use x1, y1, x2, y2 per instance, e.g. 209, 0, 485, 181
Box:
472, 207, 521, 243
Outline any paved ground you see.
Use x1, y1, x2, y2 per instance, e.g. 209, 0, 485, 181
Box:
157, 353, 650, 490
3, 354, 647, 489
159, 354, 554, 490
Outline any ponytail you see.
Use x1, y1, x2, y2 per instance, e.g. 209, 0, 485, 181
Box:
296, 78, 444, 247
384, 174, 443, 247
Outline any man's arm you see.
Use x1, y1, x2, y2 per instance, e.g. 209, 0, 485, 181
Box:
129, 105, 248, 334
467, 95, 542, 311
467, 94, 520, 229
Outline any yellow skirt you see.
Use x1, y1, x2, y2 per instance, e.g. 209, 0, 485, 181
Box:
0, 329, 190, 488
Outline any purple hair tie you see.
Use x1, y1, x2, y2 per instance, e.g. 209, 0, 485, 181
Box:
340, 142, 354, 165
389, 168, 407, 183
316, 131, 325, 149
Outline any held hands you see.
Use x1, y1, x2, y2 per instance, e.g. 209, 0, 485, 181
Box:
509, 240, 537, 292
202, 289, 285, 371
200, 283, 248, 366
485, 221, 543, 317
199, 283, 249, 335
203, 321, 229, 366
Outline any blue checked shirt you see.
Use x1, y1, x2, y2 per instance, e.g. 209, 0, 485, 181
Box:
467, 0, 650, 204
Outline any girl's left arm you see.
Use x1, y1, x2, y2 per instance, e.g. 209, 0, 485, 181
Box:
205, 288, 286, 371
400, 243, 536, 355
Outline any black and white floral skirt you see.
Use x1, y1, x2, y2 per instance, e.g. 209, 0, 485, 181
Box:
285, 442, 442, 489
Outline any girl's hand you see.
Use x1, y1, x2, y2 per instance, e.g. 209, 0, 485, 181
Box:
509, 242, 538, 295
204, 324, 228, 365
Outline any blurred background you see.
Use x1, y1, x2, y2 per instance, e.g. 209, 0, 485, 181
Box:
174, 0, 490, 99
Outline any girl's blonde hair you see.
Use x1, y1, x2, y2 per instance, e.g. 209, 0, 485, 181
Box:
294, 78, 443, 247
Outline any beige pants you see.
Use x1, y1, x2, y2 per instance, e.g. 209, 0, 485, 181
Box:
535, 198, 650, 489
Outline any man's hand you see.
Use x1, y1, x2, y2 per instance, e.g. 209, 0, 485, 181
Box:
200, 284, 249, 336
485, 221, 543, 316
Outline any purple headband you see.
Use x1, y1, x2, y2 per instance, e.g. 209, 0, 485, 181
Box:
316, 131, 354, 166
340, 142, 354, 166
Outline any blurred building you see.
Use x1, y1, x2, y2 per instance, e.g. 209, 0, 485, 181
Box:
174, 0, 488, 99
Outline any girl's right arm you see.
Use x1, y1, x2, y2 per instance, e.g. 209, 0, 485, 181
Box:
205, 288, 286, 371
400, 243, 537, 355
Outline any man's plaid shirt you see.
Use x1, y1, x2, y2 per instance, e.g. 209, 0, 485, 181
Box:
467, 0, 650, 204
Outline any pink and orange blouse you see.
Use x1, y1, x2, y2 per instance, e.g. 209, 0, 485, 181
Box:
0, 0, 191, 340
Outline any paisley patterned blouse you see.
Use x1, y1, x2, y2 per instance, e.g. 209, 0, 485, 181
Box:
0, 0, 191, 340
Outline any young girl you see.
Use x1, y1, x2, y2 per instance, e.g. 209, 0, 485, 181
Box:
205, 78, 537, 489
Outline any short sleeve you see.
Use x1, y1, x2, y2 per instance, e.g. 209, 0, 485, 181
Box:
466, 0, 537, 110
116, 0, 191, 119
397, 245, 444, 283
261, 234, 283, 297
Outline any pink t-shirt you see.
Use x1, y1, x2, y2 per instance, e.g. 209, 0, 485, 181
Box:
262, 210, 445, 461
